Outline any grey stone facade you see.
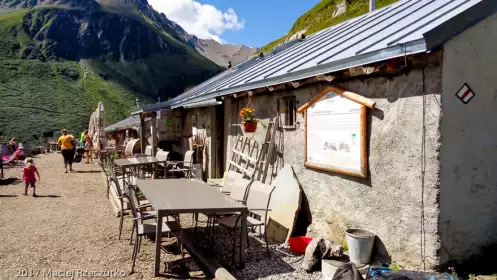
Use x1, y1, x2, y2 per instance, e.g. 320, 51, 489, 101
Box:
221, 64, 442, 269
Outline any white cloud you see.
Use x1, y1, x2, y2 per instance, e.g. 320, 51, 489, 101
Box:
148, 0, 245, 43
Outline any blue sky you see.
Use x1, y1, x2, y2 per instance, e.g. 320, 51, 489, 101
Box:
148, 0, 320, 47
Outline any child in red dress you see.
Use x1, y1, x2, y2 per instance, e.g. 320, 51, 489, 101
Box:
22, 158, 40, 197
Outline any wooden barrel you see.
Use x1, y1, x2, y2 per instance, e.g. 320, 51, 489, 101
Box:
124, 139, 141, 157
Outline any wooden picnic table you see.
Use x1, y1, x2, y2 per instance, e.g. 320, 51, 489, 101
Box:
136, 178, 249, 277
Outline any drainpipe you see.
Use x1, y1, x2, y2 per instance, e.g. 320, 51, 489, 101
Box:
369, 0, 376, 12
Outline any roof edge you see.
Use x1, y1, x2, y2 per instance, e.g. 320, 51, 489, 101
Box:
177, 38, 426, 105
172, 99, 222, 109
424, 0, 497, 50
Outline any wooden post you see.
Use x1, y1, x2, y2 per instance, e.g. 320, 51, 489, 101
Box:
140, 114, 146, 154
151, 114, 157, 157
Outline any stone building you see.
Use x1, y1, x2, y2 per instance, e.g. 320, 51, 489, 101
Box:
138, 0, 497, 269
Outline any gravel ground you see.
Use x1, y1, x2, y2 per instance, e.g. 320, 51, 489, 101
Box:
0, 153, 321, 280
187, 218, 322, 280
0, 153, 204, 280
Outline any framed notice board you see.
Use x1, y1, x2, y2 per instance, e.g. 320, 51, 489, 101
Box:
304, 91, 368, 178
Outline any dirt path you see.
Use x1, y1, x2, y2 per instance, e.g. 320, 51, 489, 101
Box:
0, 153, 200, 280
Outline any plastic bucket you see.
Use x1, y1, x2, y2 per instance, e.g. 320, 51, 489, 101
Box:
345, 228, 376, 265
288, 236, 313, 254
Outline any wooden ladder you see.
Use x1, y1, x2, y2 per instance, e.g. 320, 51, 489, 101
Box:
259, 114, 280, 184
228, 136, 261, 179
227, 113, 280, 182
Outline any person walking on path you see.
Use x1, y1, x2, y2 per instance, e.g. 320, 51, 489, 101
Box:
58, 129, 75, 173
22, 158, 40, 197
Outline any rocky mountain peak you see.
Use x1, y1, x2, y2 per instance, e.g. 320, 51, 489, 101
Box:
0, 0, 99, 9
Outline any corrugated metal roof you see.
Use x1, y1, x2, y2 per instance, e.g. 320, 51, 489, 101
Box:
142, 0, 496, 112
104, 116, 140, 132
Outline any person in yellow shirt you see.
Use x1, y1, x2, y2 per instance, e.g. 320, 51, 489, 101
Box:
58, 129, 75, 173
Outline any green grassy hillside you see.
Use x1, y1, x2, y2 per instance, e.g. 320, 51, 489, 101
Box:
261, 0, 399, 53
0, 5, 221, 146
0, 59, 142, 145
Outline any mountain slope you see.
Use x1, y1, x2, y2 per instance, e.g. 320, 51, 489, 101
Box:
125, 1, 259, 67
0, 0, 222, 146
194, 39, 258, 67
261, 0, 398, 53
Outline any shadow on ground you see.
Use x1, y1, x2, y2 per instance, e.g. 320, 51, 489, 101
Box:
182, 223, 295, 280
35, 194, 61, 198
0, 178, 21, 185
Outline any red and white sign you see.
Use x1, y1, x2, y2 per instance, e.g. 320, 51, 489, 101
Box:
455, 83, 475, 104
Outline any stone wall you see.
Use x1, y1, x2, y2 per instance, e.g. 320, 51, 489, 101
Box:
223, 65, 443, 268
439, 12, 497, 266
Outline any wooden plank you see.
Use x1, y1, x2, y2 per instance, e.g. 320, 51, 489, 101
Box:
360, 106, 368, 178
245, 140, 258, 172
231, 149, 258, 163
298, 85, 375, 113
228, 135, 242, 172
236, 137, 250, 170
228, 160, 253, 176
179, 232, 236, 280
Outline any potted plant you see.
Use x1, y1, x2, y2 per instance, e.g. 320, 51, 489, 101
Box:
239, 106, 263, 133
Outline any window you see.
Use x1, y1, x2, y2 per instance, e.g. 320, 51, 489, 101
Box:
281, 96, 297, 128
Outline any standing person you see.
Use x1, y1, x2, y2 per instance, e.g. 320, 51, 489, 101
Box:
84, 133, 93, 164
80, 130, 87, 148
9, 138, 17, 152
58, 129, 75, 173
22, 158, 40, 197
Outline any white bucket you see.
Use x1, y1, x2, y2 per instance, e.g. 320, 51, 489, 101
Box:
345, 228, 376, 265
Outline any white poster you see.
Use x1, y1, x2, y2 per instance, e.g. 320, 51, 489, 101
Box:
306, 91, 366, 177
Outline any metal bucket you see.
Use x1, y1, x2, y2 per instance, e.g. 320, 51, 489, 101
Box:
345, 228, 376, 265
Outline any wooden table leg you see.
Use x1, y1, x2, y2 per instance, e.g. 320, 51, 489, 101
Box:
154, 212, 163, 277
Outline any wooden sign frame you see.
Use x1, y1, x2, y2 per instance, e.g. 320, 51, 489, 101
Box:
299, 86, 373, 178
